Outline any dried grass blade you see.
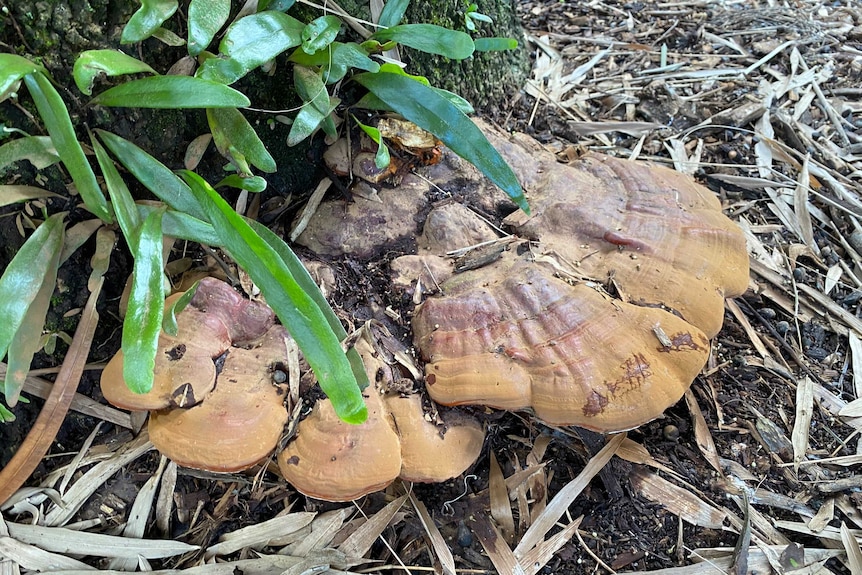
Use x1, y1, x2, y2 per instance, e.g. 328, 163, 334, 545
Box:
725, 299, 769, 358
155, 461, 177, 536
289, 177, 331, 242
684, 390, 722, 474
408, 491, 455, 575
0, 536, 94, 572
338, 493, 407, 558
518, 516, 582, 575
282, 508, 352, 557
5, 522, 198, 558
825, 264, 843, 295
617, 438, 683, 479
514, 433, 624, 557
109, 455, 168, 570
35, 554, 353, 575
841, 522, 862, 574
43, 432, 154, 526
489, 451, 515, 544
791, 376, 814, 471
526, 435, 551, 522
808, 497, 835, 532
793, 154, 817, 255
470, 513, 525, 575
59, 422, 102, 494
850, 332, 862, 400
629, 467, 729, 530
13, 368, 133, 429
205, 512, 316, 558
0, 278, 102, 507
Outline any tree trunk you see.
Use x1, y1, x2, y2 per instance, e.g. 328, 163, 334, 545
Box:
404, 0, 530, 112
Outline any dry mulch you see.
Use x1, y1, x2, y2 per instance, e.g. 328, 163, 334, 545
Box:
4, 0, 862, 574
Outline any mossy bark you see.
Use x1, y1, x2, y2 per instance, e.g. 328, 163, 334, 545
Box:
403, 0, 530, 112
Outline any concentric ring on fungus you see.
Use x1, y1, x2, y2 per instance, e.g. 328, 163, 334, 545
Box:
412, 122, 749, 432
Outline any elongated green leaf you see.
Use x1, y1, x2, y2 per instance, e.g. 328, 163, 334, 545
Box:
132, 202, 368, 392
215, 174, 267, 192
372, 24, 474, 59
139, 204, 222, 245
207, 107, 276, 173
0, 213, 65, 369
294, 66, 330, 114
432, 87, 474, 115
301, 15, 341, 55
122, 208, 166, 394
260, 0, 295, 10
152, 27, 186, 46
73, 50, 157, 96
179, 171, 367, 424
289, 42, 379, 84
355, 72, 528, 212
2, 213, 65, 405
287, 66, 332, 146
247, 220, 369, 393
197, 11, 304, 84
163, 281, 199, 336
91, 76, 250, 109
378, 0, 410, 28
0, 403, 14, 422
91, 133, 142, 251
23, 73, 113, 223
188, 0, 231, 56
96, 130, 207, 221
353, 116, 390, 169
0, 54, 43, 102
0, 136, 59, 171
287, 105, 326, 146
474, 37, 518, 52
121, 0, 179, 43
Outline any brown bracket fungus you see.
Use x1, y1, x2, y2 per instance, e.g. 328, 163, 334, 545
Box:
412, 122, 750, 432
278, 335, 484, 502
100, 277, 289, 472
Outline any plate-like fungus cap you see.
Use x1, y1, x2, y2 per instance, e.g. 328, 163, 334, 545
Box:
101, 278, 287, 471
278, 336, 484, 501
148, 325, 290, 472
100, 277, 275, 411
413, 123, 749, 432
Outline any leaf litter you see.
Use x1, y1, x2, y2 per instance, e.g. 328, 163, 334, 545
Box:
5, 0, 862, 572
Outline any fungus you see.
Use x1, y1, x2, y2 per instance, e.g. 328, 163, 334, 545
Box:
100, 277, 288, 471
412, 123, 749, 432
278, 336, 484, 501
148, 325, 291, 472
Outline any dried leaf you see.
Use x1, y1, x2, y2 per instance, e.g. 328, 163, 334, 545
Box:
841, 522, 862, 574
489, 451, 515, 545
338, 494, 406, 558
515, 433, 624, 557
792, 376, 814, 471
684, 390, 722, 473
408, 491, 455, 575
206, 512, 316, 557
630, 467, 729, 530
